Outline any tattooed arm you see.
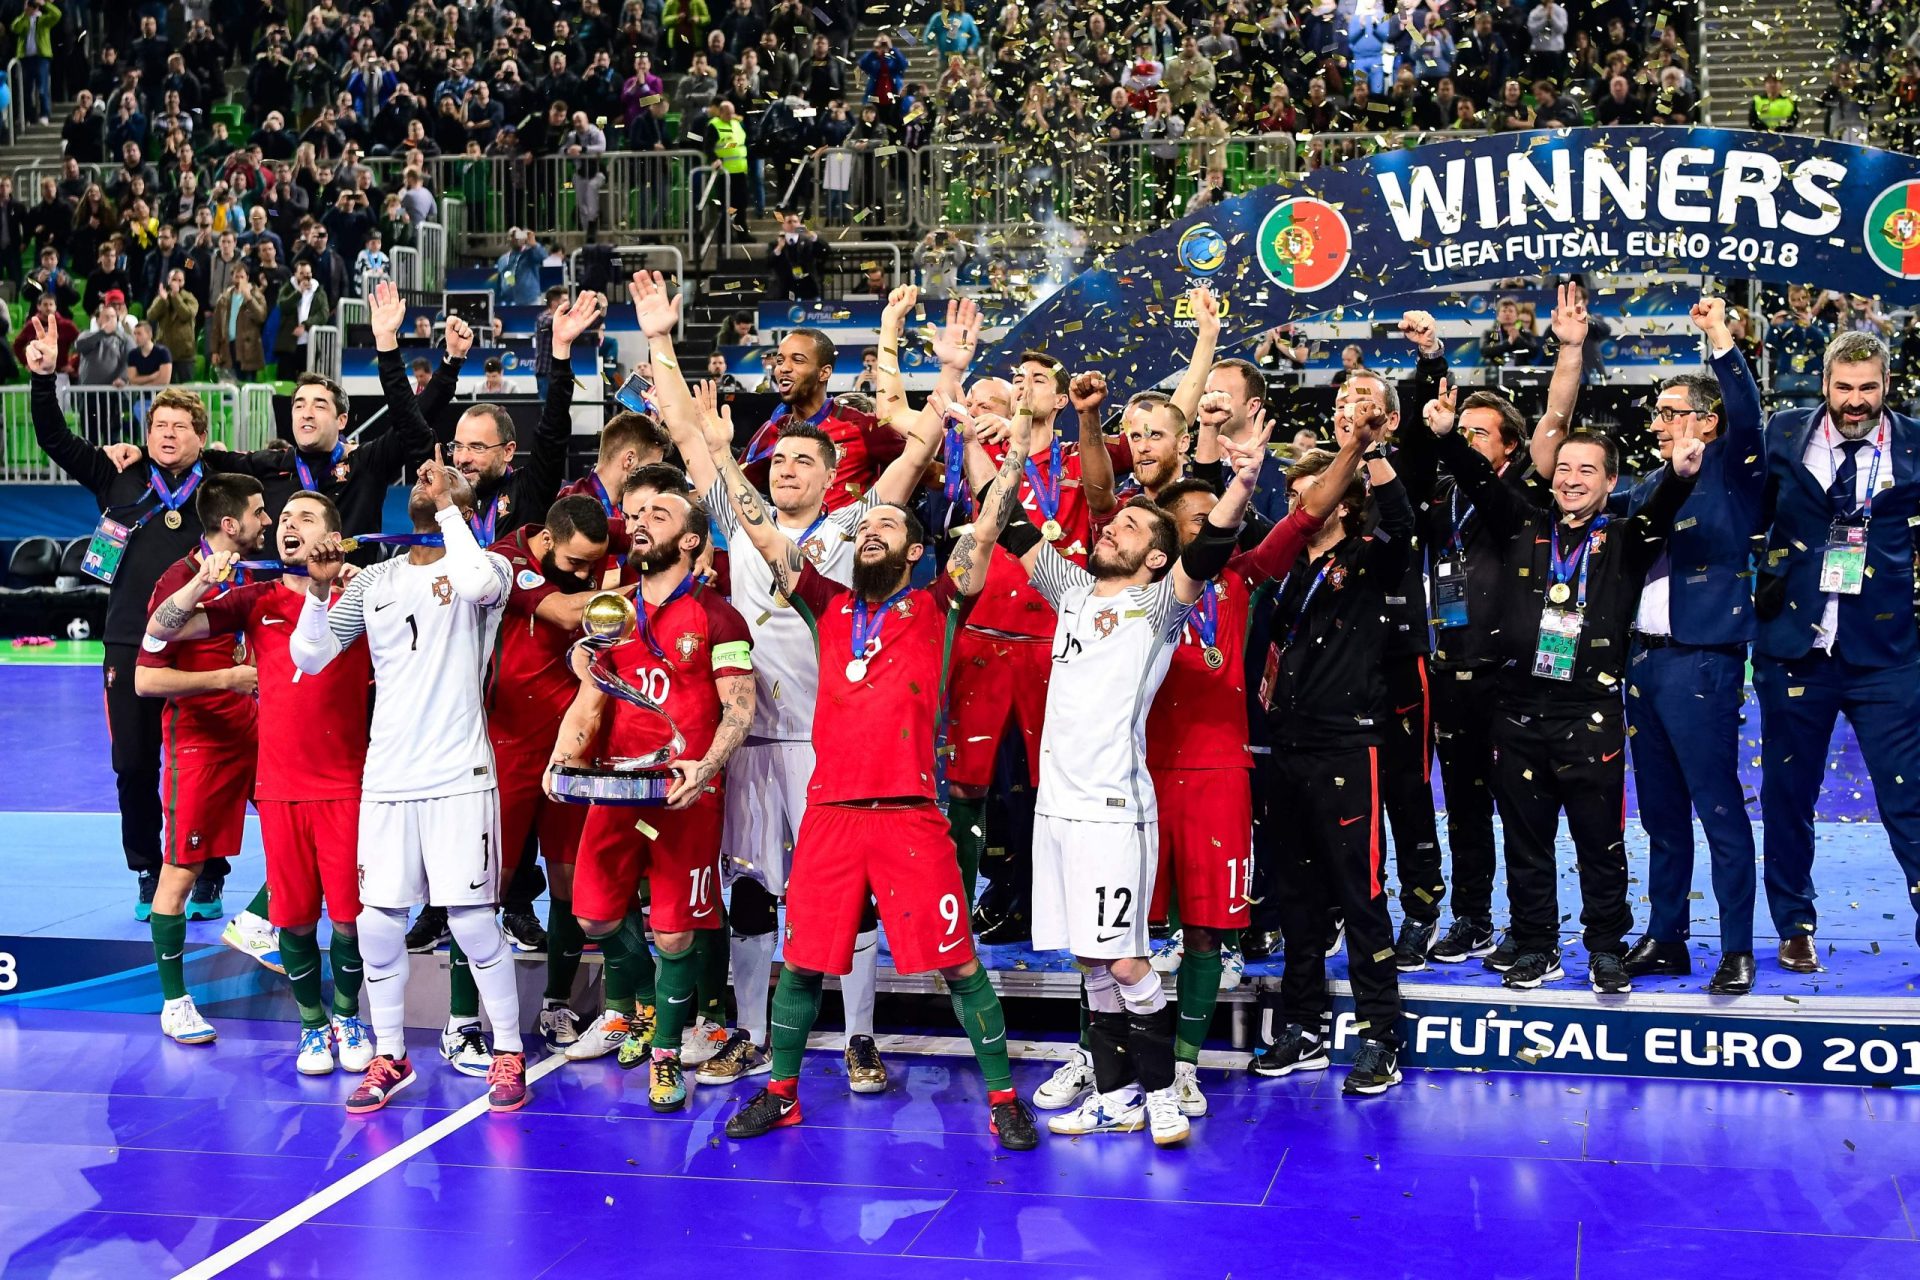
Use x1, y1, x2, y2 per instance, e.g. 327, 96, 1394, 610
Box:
543, 677, 608, 801
665, 671, 756, 809
711, 441, 808, 596
948, 413, 1033, 597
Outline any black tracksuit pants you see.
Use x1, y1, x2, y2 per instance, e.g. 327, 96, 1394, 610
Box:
1380, 654, 1445, 923
1429, 665, 1500, 922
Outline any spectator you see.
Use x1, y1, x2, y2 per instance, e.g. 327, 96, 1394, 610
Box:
753, 349, 778, 393
126, 320, 173, 391
0, 177, 28, 291
1493, 79, 1537, 131
399, 167, 436, 230
857, 33, 909, 124
83, 244, 133, 314
27, 179, 69, 261
275, 258, 331, 375
252, 239, 291, 300
73, 303, 134, 436
13, 0, 60, 126
721, 0, 766, 54
768, 208, 825, 300
532, 286, 568, 400
1750, 73, 1799, 131
1533, 79, 1580, 127
480, 357, 511, 397
800, 35, 846, 109
705, 350, 747, 394
1412, 12, 1457, 84
915, 228, 970, 295
1528, 0, 1569, 80
1163, 36, 1217, 111
209, 263, 269, 381
13, 293, 77, 372
1329, 343, 1365, 387
677, 53, 722, 140
664, 0, 713, 69
354, 229, 390, 299
410, 356, 434, 394
1481, 295, 1543, 368
495, 229, 547, 308
1346, 2, 1396, 94
1767, 285, 1830, 406
1821, 62, 1869, 143
927, 0, 983, 59
148, 269, 199, 372
1455, 12, 1511, 105
562, 110, 610, 241
701, 99, 753, 246
1187, 98, 1230, 176
1593, 74, 1647, 125
715, 311, 759, 347
63, 97, 107, 166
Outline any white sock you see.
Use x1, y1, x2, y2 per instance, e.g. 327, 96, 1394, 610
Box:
1084, 965, 1124, 1014
843, 928, 879, 1040
447, 904, 523, 1054
730, 929, 777, 1045
1115, 969, 1167, 1017
357, 906, 410, 1061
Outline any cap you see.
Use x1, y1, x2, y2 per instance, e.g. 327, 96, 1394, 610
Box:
102, 289, 126, 305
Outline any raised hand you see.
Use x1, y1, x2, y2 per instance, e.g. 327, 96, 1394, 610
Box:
1196, 389, 1233, 431
368, 278, 407, 341
630, 270, 680, 341
1222, 415, 1272, 490
881, 283, 919, 335
1690, 294, 1728, 336
194, 548, 242, 594
419, 443, 455, 510
103, 442, 142, 471
1068, 369, 1107, 414
930, 296, 980, 373
1672, 435, 1705, 479
1398, 309, 1440, 355
553, 289, 607, 350
1188, 285, 1221, 337
690, 380, 736, 454
306, 532, 346, 593
1550, 281, 1589, 348
1424, 377, 1458, 436
24, 315, 58, 376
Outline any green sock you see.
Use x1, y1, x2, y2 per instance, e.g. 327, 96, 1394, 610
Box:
543, 898, 584, 1003
330, 931, 363, 1017
1176, 947, 1224, 1065
651, 942, 698, 1054
1076, 974, 1092, 1051
588, 911, 657, 1014
694, 927, 729, 1026
948, 966, 1013, 1091
623, 912, 657, 1005
448, 938, 478, 1021
769, 968, 824, 1081
279, 930, 327, 1029
244, 883, 271, 918
151, 911, 188, 1002
948, 797, 986, 911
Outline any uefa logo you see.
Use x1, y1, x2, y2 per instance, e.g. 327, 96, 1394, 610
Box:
1177, 223, 1227, 277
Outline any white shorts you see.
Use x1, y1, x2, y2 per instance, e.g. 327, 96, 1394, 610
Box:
722, 739, 813, 897
357, 791, 503, 911
1031, 813, 1159, 961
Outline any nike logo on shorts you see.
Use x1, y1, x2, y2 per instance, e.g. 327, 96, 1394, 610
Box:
1339, 815, 1364, 827
937, 936, 965, 953
1096, 930, 1127, 944
1395, 702, 1422, 716
262, 617, 285, 626
668, 994, 691, 1004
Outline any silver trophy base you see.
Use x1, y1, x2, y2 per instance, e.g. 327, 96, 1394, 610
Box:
549, 765, 674, 806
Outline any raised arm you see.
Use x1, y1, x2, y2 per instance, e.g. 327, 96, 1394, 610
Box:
1171, 417, 1269, 604
1430, 381, 1527, 542
290, 533, 361, 673
868, 383, 949, 508
1390, 308, 1451, 505
144, 550, 238, 644
1694, 295, 1764, 456
947, 405, 1034, 596
633, 270, 724, 501
544, 674, 610, 799
519, 290, 604, 511
419, 315, 472, 445
1068, 369, 1119, 515
1531, 280, 1587, 476
25, 317, 116, 496
358, 280, 445, 473
423, 451, 510, 605
1168, 285, 1220, 425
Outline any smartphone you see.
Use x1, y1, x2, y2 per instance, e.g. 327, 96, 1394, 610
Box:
616, 370, 657, 416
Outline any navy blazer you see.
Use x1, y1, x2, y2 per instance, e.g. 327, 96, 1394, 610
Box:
1754, 401, 1920, 667
1609, 345, 1769, 646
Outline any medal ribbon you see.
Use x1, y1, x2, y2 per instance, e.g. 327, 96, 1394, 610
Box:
1281, 557, 1334, 651
1445, 487, 1477, 558
1823, 415, 1885, 522
1023, 434, 1063, 529
198, 538, 250, 592
851, 584, 914, 664
294, 441, 346, 492
943, 418, 967, 502
1188, 579, 1220, 650
746, 401, 834, 465
1549, 515, 1608, 611
588, 472, 619, 517
636, 574, 696, 658
139, 462, 204, 529
339, 532, 446, 551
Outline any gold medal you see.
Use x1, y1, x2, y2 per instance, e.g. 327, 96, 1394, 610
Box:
164, 509, 183, 529
1041, 519, 1063, 542
1203, 645, 1225, 670
845, 658, 869, 682
1547, 582, 1571, 605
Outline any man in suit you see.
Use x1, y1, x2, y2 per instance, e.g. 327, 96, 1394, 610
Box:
1613, 298, 1768, 995
1753, 328, 1920, 972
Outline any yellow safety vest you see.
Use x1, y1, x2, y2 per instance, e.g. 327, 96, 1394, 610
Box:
711, 117, 748, 173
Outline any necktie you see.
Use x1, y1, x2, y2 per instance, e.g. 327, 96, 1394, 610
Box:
1829, 438, 1868, 518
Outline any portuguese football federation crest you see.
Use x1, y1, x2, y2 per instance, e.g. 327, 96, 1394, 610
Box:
1256, 197, 1352, 293
1866, 181, 1920, 279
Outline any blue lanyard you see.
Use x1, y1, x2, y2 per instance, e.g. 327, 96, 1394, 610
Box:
747, 401, 833, 465
1188, 579, 1220, 649
1549, 516, 1608, 611
1023, 434, 1063, 525
1827, 417, 1886, 521
588, 472, 619, 517
197, 538, 249, 592
943, 419, 967, 502
1445, 487, 1476, 557
471, 485, 510, 544
851, 584, 914, 661
136, 462, 204, 529
294, 441, 346, 492
637, 574, 696, 658
1282, 558, 1334, 650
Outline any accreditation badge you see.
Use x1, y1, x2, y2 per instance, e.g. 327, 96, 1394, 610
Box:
82, 516, 132, 584
1532, 606, 1582, 682
1819, 522, 1868, 595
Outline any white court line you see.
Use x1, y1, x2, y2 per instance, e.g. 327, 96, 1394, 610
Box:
173, 1051, 570, 1280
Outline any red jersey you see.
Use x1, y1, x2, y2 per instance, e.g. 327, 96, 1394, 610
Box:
139, 554, 259, 760
201, 579, 371, 801
1146, 509, 1326, 771
486, 527, 587, 752
555, 473, 633, 559
742, 400, 905, 512
965, 437, 1096, 637
596, 581, 753, 803
789, 563, 973, 805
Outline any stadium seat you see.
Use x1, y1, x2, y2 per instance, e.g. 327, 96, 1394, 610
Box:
6, 537, 61, 589
54, 538, 88, 589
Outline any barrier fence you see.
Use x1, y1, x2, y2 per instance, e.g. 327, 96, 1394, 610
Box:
1, 382, 276, 483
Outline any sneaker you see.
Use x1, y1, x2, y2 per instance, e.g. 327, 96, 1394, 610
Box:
1589, 952, 1633, 995
1218, 946, 1245, 991
726, 1085, 804, 1138
1394, 918, 1437, 973
220, 912, 284, 974
1482, 933, 1522, 973
1429, 917, 1496, 964
502, 909, 548, 952
185, 874, 225, 921
1145, 1086, 1191, 1146
1032, 1046, 1096, 1111
566, 1009, 636, 1061
697, 1031, 772, 1085
135, 870, 158, 922
1248, 1024, 1329, 1078
1172, 1060, 1208, 1117
538, 1001, 584, 1051
1047, 1088, 1146, 1136
406, 906, 450, 953
681, 1016, 730, 1067
332, 1014, 374, 1072
988, 1094, 1040, 1150
1342, 1039, 1403, 1096
1501, 951, 1566, 990
649, 1052, 689, 1112
1324, 915, 1346, 958
1241, 929, 1279, 962
440, 1020, 491, 1077
296, 1025, 334, 1075
486, 1051, 529, 1113
1149, 930, 1185, 975
845, 1034, 888, 1094
615, 1005, 660, 1069
159, 994, 217, 1045
345, 1055, 415, 1115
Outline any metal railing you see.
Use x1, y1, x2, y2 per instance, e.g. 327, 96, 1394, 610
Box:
2, 382, 271, 483
336, 297, 369, 333
5, 59, 20, 144
441, 198, 467, 265
580, 245, 690, 339
307, 325, 343, 383
13, 161, 100, 194
782, 145, 914, 238
419, 221, 447, 294
391, 244, 422, 303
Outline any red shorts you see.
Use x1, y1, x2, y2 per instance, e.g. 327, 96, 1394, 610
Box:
257, 798, 361, 927
573, 799, 725, 931
163, 750, 255, 869
497, 752, 587, 878
784, 801, 975, 976
1148, 768, 1253, 931
946, 631, 1051, 789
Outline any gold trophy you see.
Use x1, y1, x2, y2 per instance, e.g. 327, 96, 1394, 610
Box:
547, 591, 685, 806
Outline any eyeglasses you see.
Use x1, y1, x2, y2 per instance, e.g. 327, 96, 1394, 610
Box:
1650, 407, 1709, 423
449, 441, 506, 456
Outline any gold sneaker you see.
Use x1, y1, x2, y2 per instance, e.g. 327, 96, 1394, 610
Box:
695, 1030, 771, 1085
845, 1034, 888, 1095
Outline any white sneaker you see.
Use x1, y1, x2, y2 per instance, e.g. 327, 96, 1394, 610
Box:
221, 912, 284, 974
1218, 947, 1245, 992
297, 1025, 335, 1075
332, 1014, 375, 1072
538, 1001, 584, 1050
1047, 1087, 1146, 1136
160, 995, 217, 1045
1172, 1060, 1208, 1118
440, 1020, 491, 1077
1149, 930, 1184, 975
1145, 1085, 1191, 1146
681, 1016, 729, 1066
1032, 1046, 1096, 1111
565, 1008, 633, 1061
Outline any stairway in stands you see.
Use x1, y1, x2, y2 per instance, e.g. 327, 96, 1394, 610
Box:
1700, 0, 1844, 127
0, 112, 70, 196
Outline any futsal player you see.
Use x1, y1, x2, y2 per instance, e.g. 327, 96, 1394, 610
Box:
292, 450, 530, 1115
145, 490, 376, 1075
134, 473, 273, 1045
738, 320, 908, 512
548, 479, 756, 1114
